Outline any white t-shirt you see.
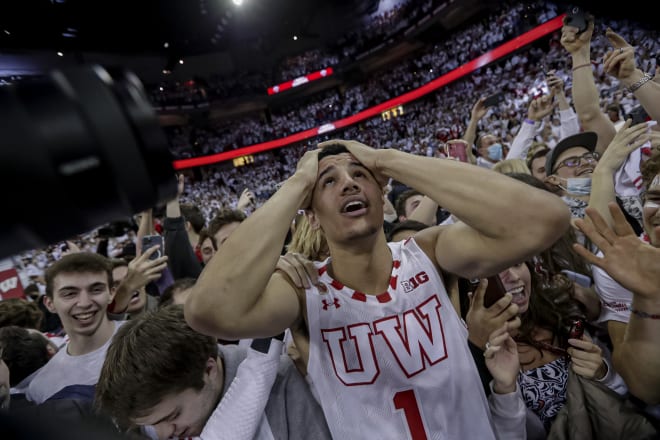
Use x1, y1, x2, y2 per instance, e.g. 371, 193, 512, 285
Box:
26, 320, 124, 404
592, 233, 650, 324
593, 260, 632, 325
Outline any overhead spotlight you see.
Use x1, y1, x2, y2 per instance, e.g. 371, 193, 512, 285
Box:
232, 0, 243, 5
178, 59, 184, 65
4, 29, 11, 35
293, 35, 298, 40
162, 69, 171, 75
159, 86, 164, 91
56, 51, 64, 57
163, 42, 169, 48
62, 27, 78, 38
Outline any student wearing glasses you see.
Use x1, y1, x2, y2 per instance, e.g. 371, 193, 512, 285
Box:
544, 132, 601, 219
544, 129, 650, 237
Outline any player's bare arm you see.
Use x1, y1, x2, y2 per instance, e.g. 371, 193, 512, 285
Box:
184, 150, 320, 339
323, 140, 571, 279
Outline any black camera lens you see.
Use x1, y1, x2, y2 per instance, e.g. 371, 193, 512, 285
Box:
0, 65, 177, 259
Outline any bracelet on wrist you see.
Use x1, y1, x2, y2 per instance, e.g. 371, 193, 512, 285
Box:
629, 306, 660, 320
524, 118, 536, 125
627, 72, 653, 93
572, 62, 592, 72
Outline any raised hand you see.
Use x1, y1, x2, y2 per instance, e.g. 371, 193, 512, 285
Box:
596, 119, 651, 173
527, 92, 556, 121
602, 28, 636, 80
276, 252, 321, 290
317, 139, 388, 187
560, 19, 594, 56
574, 203, 660, 300
466, 278, 520, 350
237, 188, 256, 211
471, 96, 489, 121
294, 148, 321, 209
484, 323, 520, 394
126, 245, 169, 289
567, 334, 607, 380
546, 72, 565, 96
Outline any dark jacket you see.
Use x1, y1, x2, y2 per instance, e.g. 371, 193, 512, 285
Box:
163, 216, 202, 280
548, 369, 658, 440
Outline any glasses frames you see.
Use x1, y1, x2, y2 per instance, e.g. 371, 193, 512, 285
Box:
553, 151, 599, 173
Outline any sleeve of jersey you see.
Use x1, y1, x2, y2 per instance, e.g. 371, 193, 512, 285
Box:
200, 337, 283, 440
487, 382, 527, 440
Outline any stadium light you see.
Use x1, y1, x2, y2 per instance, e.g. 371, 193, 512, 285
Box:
232, 0, 243, 6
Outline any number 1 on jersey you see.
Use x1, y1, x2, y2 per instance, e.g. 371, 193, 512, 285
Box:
393, 389, 429, 440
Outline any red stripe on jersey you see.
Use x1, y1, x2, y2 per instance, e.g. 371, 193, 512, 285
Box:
377, 292, 392, 303
352, 292, 367, 302
331, 279, 344, 290
390, 275, 398, 289
393, 260, 401, 269
318, 266, 327, 276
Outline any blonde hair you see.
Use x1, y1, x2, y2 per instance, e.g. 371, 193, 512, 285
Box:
492, 158, 531, 175
287, 214, 329, 261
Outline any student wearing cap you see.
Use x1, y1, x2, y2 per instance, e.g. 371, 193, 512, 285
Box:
543, 128, 648, 231
544, 131, 601, 219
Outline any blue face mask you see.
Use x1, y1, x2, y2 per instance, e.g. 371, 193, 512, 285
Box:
560, 177, 592, 196
487, 143, 503, 161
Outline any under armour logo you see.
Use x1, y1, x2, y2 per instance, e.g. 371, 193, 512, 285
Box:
322, 299, 341, 310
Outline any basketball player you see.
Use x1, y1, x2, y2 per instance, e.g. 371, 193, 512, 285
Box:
185, 140, 571, 438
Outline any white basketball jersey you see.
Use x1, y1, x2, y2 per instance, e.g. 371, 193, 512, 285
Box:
305, 238, 496, 440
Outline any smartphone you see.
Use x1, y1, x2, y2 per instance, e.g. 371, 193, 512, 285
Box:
483, 92, 504, 108
142, 234, 164, 260
568, 319, 585, 339
561, 270, 592, 288
483, 275, 507, 308
444, 140, 469, 162
563, 6, 589, 34
629, 105, 650, 125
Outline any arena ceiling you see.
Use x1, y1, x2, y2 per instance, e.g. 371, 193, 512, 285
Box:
0, 0, 651, 82
0, 0, 379, 58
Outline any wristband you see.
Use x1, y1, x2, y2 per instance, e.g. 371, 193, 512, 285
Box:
524, 118, 536, 125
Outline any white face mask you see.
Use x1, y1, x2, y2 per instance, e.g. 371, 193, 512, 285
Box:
559, 177, 592, 196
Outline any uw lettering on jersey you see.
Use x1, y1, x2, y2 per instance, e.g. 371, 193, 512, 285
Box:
305, 238, 496, 440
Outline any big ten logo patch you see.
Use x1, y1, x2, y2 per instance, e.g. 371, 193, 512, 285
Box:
400, 272, 429, 293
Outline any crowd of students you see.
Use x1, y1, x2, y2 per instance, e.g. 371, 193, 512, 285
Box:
2, 4, 660, 440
